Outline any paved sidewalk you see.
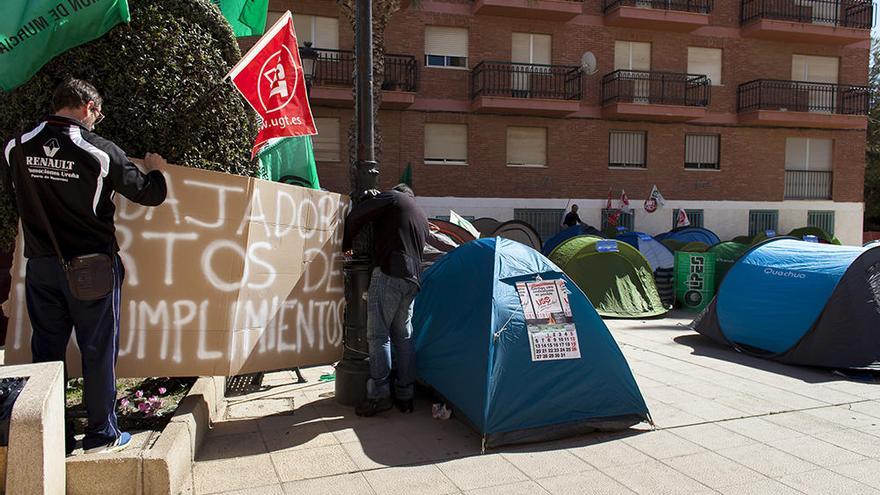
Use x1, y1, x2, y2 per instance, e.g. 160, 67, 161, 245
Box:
186, 312, 880, 495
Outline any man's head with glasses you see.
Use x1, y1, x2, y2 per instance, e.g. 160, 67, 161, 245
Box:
52, 79, 105, 131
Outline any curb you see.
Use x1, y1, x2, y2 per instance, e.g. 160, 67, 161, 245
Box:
65, 376, 226, 495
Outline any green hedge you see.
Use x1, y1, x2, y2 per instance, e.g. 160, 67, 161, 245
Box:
0, 0, 259, 250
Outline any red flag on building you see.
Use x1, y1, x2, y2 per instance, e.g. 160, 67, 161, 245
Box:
676, 208, 691, 228
226, 11, 316, 157
620, 189, 630, 210
606, 188, 613, 210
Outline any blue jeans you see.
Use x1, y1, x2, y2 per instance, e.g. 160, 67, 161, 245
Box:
366, 268, 418, 401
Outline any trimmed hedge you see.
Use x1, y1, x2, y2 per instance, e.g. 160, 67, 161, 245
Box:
0, 0, 259, 249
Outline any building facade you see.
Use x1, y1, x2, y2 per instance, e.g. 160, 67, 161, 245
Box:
262, 0, 871, 244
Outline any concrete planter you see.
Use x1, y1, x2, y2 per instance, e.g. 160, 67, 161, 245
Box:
65, 376, 226, 495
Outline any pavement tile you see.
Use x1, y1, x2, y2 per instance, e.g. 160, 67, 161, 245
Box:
713, 394, 787, 416
622, 430, 706, 460
670, 423, 755, 451
814, 428, 880, 458
831, 459, 880, 489
663, 451, 767, 489
341, 435, 428, 470
437, 454, 529, 491
193, 454, 280, 494
717, 479, 806, 495
259, 417, 340, 452
567, 437, 653, 469
717, 443, 817, 478
848, 401, 880, 420
363, 465, 459, 495
207, 419, 260, 438
803, 406, 880, 430
779, 469, 880, 495
463, 480, 549, 495
678, 397, 750, 422
769, 435, 867, 467
538, 470, 637, 495
720, 417, 804, 443
408, 429, 483, 462
281, 473, 376, 495
196, 432, 267, 461
644, 403, 704, 428
225, 399, 295, 419
209, 484, 285, 495
500, 449, 593, 480
270, 444, 357, 482
602, 459, 712, 495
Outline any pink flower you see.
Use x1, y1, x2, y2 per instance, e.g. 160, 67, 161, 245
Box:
138, 402, 149, 412
120, 399, 130, 408
135, 390, 144, 398
158, 387, 167, 395
149, 396, 160, 403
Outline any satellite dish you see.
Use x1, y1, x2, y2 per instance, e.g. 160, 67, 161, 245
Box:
580, 52, 598, 76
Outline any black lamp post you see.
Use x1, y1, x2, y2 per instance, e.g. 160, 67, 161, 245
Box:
299, 41, 318, 96
335, 0, 379, 407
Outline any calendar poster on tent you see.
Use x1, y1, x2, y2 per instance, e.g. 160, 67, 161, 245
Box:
516, 280, 581, 362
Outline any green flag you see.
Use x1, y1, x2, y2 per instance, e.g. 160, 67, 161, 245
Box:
258, 136, 321, 190
0, 0, 130, 92
212, 0, 268, 37
399, 163, 412, 187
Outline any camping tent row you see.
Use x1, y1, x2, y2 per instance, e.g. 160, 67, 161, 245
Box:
414, 238, 650, 448
693, 238, 880, 369
425, 218, 544, 269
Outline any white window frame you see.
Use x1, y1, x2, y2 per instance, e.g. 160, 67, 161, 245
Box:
425, 26, 469, 70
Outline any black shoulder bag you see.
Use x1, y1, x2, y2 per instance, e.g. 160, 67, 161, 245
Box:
12, 136, 114, 301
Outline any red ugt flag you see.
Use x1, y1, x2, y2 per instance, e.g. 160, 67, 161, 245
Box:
226, 11, 316, 157
619, 189, 630, 210
676, 208, 691, 228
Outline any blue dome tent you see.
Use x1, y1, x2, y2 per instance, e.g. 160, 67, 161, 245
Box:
693, 239, 880, 369
541, 225, 604, 256
655, 227, 720, 246
414, 238, 650, 448
617, 232, 675, 307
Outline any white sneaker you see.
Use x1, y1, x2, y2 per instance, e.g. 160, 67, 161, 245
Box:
83, 431, 132, 454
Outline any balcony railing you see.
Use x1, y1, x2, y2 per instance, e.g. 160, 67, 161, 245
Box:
785, 170, 832, 200
602, 70, 710, 106
737, 79, 870, 115
471, 61, 582, 100
312, 48, 419, 91
604, 0, 713, 13
741, 0, 873, 29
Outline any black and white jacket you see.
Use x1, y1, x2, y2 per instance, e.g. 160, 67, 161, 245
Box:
1, 116, 167, 259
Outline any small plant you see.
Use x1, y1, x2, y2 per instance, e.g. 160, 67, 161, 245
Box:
119, 386, 169, 417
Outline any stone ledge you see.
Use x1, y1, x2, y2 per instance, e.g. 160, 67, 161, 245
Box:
66, 376, 225, 495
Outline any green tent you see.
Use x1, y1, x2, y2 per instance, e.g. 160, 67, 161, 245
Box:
660, 239, 686, 252
678, 241, 710, 252
788, 226, 840, 245
549, 236, 667, 319
707, 241, 749, 291
730, 235, 752, 244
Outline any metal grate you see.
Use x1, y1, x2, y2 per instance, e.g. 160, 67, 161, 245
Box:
672, 209, 704, 228
602, 70, 711, 107
740, 0, 873, 29
224, 373, 265, 397
737, 79, 870, 115
514, 209, 565, 242
604, 0, 713, 13
748, 210, 779, 237
808, 210, 836, 236
601, 208, 635, 231
785, 171, 833, 200
471, 61, 582, 101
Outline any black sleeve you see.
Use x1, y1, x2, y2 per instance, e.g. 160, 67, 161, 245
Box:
85, 134, 167, 206
342, 192, 395, 251
1, 139, 17, 212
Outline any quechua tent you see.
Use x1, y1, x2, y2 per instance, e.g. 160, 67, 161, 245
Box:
413, 238, 650, 448
693, 239, 880, 369
549, 236, 667, 318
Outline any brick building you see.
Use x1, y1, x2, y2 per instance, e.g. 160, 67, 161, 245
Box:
262, 0, 872, 244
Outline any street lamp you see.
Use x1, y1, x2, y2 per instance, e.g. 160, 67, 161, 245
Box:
299, 41, 318, 95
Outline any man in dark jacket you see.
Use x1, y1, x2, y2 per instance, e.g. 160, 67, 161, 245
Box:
342, 184, 428, 416
1, 79, 167, 454
562, 204, 583, 228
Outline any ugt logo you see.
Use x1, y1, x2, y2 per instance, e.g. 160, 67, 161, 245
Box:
258, 45, 298, 113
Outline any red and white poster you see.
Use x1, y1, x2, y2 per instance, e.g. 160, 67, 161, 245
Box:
227, 11, 317, 157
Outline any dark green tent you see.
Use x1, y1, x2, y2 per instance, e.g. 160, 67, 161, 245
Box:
707, 241, 749, 291
788, 226, 840, 245
549, 236, 666, 319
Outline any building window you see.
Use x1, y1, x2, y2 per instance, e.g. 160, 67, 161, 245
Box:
507, 127, 547, 167
609, 131, 646, 168
425, 26, 468, 69
313, 118, 341, 162
291, 14, 339, 49
749, 210, 779, 237
602, 209, 635, 231
687, 47, 722, 86
808, 210, 835, 236
514, 209, 564, 242
424, 123, 467, 164
512, 33, 551, 65
685, 134, 720, 170
614, 41, 651, 71
672, 209, 704, 229
785, 138, 832, 171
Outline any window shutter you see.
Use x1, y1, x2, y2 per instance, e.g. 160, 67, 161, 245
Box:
425, 27, 468, 58
425, 124, 467, 162
792, 55, 839, 83
314, 17, 339, 50
615, 41, 651, 70
313, 118, 341, 162
511, 33, 531, 64
785, 138, 809, 170
609, 131, 646, 167
507, 127, 547, 166
685, 135, 719, 167
807, 139, 833, 171
532, 34, 551, 65
687, 47, 722, 85
293, 14, 313, 46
